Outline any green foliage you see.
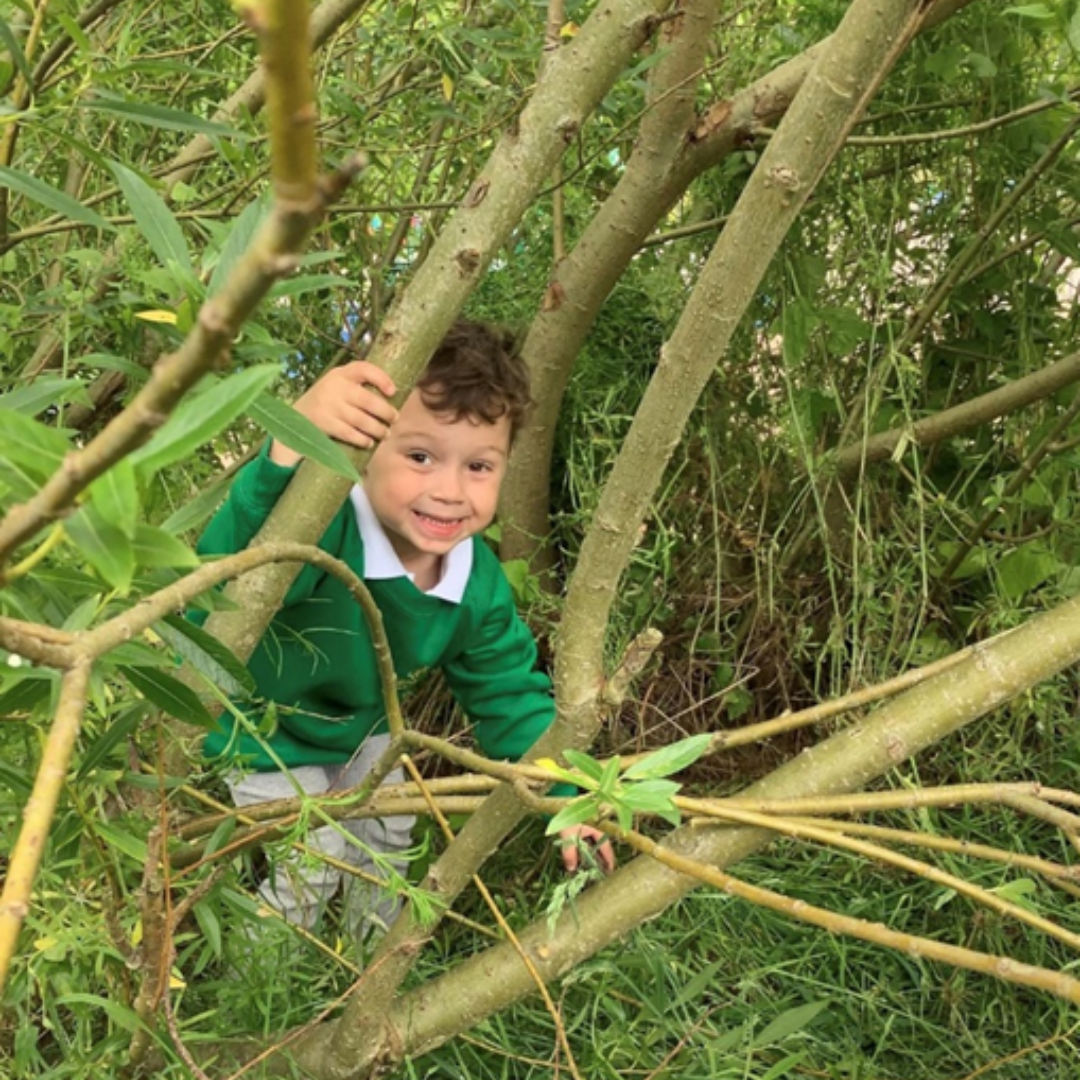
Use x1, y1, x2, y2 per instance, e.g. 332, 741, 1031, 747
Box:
3, 0, 1080, 1076
541, 734, 712, 833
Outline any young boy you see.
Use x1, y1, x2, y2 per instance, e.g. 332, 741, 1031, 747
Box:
199, 322, 613, 936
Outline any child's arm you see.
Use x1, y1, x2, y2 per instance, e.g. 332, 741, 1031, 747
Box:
444, 550, 616, 872
197, 361, 396, 602
268, 361, 398, 468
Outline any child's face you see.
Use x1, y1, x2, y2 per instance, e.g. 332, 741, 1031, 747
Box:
364, 389, 511, 580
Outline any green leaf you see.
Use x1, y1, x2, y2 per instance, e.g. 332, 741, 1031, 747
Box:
130, 364, 280, 476
82, 352, 151, 385
208, 196, 266, 296
108, 160, 192, 274
0, 757, 33, 799
77, 703, 148, 779
132, 524, 200, 569
546, 796, 602, 835
193, 897, 223, 958
53, 13, 92, 57
154, 614, 255, 697
997, 543, 1058, 601
121, 665, 216, 727
781, 297, 818, 368
159, 471, 233, 534
266, 274, 353, 301
88, 459, 139, 539
752, 1001, 830, 1047
55, 994, 142, 1033
619, 778, 681, 805
598, 754, 621, 794
1002, 4, 1055, 19
562, 749, 606, 785
0, 457, 41, 500
94, 821, 150, 863
0, 406, 72, 480
0, 674, 55, 720
673, 959, 727, 1007
0, 17, 33, 89
65, 504, 135, 592
248, 394, 360, 482
84, 93, 243, 139
990, 877, 1039, 910
0, 166, 115, 232
760, 1051, 808, 1080
623, 733, 713, 781
1, 376, 90, 416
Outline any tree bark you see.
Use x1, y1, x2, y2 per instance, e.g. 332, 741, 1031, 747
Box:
500, 0, 979, 566
835, 347, 1080, 477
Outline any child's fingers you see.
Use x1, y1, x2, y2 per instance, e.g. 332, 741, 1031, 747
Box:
340, 401, 393, 444
338, 360, 397, 400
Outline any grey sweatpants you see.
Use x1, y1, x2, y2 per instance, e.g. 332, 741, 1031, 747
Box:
228, 734, 416, 936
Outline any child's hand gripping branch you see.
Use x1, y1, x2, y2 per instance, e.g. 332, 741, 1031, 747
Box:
269, 360, 399, 467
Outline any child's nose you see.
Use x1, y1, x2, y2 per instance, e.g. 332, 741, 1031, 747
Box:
432, 470, 465, 502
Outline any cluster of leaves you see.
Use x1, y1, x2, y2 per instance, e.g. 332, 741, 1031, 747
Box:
539, 733, 713, 834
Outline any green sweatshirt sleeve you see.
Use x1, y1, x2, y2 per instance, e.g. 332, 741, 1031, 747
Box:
196, 442, 338, 609
443, 546, 575, 801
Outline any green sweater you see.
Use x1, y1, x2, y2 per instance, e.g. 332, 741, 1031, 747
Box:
198, 447, 556, 772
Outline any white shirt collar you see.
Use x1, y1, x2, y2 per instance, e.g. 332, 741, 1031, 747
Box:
349, 485, 473, 604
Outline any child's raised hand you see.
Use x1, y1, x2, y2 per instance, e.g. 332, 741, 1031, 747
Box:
269, 361, 398, 467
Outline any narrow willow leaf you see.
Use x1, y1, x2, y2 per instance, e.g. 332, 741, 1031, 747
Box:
752, 1001, 830, 1047
82, 352, 151, 384
248, 395, 360, 483
266, 274, 352, 301
160, 471, 234, 535
545, 796, 602, 835
130, 364, 279, 476
0, 17, 32, 87
76, 703, 147, 780
154, 614, 255, 697
0, 406, 72, 480
85, 95, 243, 139
52, 13, 93, 56
0, 675, 55, 721
0, 166, 114, 231
562, 749, 606, 784
93, 822, 150, 863
2, 376, 90, 416
109, 160, 192, 274
193, 897, 223, 958
132, 523, 200, 568
55, 993, 141, 1033
0, 758, 34, 799
88, 459, 139, 539
0, 457, 41, 500
65, 505, 135, 592
208, 196, 266, 296
121, 665, 216, 727
623, 733, 713, 781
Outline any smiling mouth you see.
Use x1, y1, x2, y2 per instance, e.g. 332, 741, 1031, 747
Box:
412, 510, 466, 536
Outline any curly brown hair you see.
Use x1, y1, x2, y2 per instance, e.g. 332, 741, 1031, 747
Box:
416, 321, 533, 442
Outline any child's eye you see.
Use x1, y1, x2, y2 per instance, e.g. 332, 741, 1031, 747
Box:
468, 460, 494, 474
406, 451, 432, 465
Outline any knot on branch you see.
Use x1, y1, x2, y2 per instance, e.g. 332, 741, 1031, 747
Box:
767, 165, 802, 191
454, 248, 481, 277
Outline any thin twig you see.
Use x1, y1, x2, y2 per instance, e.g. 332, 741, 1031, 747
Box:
401, 756, 587, 1080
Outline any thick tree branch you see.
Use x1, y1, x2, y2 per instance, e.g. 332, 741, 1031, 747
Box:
835, 348, 1080, 477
